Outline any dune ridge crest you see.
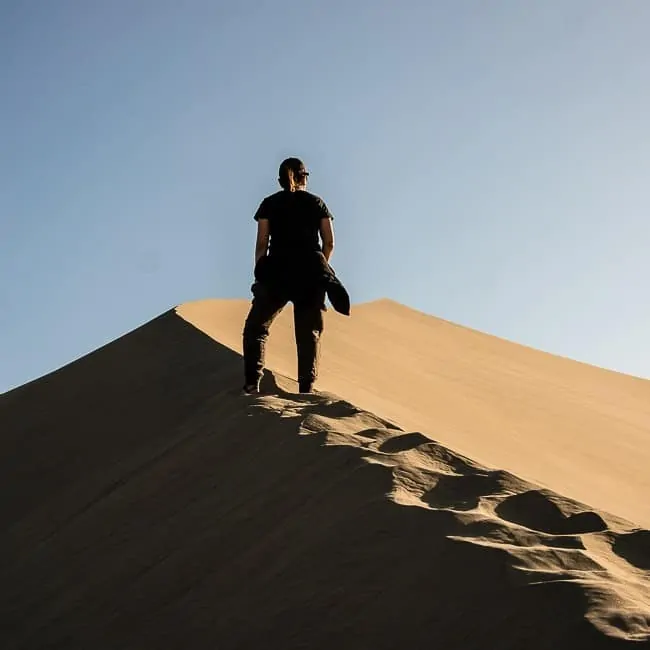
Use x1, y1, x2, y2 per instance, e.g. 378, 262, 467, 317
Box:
262, 380, 649, 641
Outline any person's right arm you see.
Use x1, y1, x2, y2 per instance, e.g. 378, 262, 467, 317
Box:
319, 217, 334, 262
317, 197, 335, 262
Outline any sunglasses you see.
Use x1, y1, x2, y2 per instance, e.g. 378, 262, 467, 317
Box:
295, 170, 310, 178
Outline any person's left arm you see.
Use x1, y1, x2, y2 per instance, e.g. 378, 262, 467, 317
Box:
252, 199, 271, 264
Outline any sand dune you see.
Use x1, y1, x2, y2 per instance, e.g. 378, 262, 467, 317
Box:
1, 301, 648, 648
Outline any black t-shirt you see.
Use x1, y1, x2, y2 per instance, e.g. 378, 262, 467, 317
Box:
254, 190, 333, 259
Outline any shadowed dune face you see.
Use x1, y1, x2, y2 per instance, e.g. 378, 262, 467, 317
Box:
0, 310, 241, 529
1, 311, 648, 648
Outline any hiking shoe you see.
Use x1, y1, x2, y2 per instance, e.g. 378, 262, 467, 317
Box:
242, 383, 260, 395
298, 383, 314, 394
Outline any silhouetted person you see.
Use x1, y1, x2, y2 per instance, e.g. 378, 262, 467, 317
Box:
242, 157, 335, 394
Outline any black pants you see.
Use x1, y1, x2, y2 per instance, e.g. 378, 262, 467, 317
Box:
243, 283, 325, 391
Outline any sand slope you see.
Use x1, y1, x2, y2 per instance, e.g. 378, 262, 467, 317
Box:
179, 298, 650, 529
0, 303, 648, 648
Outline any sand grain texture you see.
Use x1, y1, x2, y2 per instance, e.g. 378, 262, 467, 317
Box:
1, 299, 648, 648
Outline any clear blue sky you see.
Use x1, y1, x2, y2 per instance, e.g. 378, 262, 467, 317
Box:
2, 1, 649, 392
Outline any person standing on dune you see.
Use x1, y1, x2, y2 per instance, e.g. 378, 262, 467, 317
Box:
242, 157, 337, 395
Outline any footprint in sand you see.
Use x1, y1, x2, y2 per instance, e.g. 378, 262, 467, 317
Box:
422, 471, 507, 512
377, 432, 431, 453
612, 530, 650, 571
495, 490, 608, 535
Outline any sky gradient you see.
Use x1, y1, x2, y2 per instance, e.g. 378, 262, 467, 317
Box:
2, 1, 649, 392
